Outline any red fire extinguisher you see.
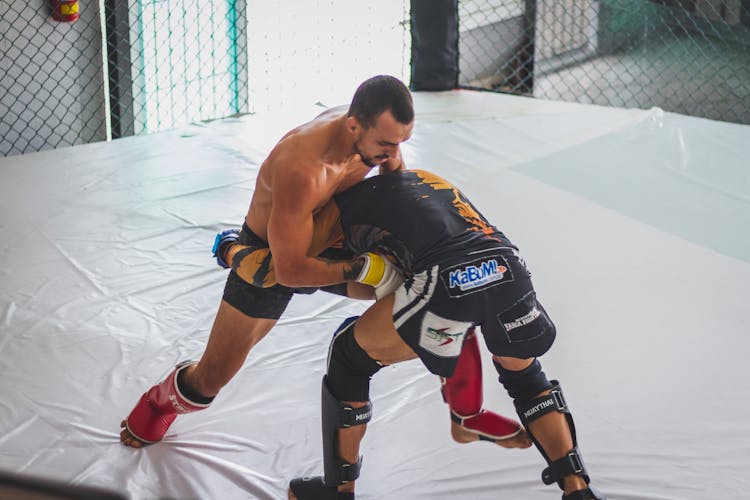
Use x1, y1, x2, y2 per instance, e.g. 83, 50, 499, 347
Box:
51, 0, 79, 23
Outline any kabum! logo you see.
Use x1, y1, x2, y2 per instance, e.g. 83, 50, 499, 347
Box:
448, 259, 507, 291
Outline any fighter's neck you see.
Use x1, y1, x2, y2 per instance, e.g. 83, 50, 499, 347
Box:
322, 115, 359, 164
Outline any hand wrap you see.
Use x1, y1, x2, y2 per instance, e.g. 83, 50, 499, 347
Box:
356, 252, 403, 299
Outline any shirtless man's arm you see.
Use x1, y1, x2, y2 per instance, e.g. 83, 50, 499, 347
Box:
267, 163, 365, 288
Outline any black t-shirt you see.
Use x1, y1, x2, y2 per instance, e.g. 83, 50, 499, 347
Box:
334, 169, 516, 273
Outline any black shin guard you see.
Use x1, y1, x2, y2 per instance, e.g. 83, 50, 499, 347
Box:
289, 318, 380, 500
322, 377, 372, 486
287, 381, 369, 500
289, 477, 353, 500
495, 360, 593, 492
518, 380, 589, 487
322, 317, 380, 487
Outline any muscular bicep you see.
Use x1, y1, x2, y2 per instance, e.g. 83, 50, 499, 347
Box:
267, 174, 318, 280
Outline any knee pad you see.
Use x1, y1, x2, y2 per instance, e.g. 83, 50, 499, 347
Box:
495, 360, 591, 491
326, 316, 383, 402
494, 358, 553, 401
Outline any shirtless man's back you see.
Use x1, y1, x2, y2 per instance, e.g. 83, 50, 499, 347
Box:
120, 75, 414, 448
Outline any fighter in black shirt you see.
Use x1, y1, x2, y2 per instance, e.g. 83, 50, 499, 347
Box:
290, 170, 605, 500
333, 169, 553, 376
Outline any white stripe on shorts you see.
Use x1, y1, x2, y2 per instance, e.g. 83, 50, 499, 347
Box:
393, 265, 440, 330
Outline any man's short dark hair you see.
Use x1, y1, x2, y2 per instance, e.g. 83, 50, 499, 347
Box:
348, 75, 414, 129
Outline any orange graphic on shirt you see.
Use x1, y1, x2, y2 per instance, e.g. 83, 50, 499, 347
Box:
413, 170, 498, 237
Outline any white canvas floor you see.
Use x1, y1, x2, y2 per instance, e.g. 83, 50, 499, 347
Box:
1, 90, 749, 499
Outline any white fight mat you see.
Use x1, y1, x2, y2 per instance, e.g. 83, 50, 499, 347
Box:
1, 90, 748, 499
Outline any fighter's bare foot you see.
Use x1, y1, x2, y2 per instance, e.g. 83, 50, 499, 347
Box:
450, 419, 533, 448
119, 419, 148, 448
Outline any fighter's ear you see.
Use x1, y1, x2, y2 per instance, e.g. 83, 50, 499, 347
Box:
346, 115, 362, 136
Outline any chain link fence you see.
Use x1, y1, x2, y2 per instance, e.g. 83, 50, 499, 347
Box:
2, 2, 107, 156
4, 2, 749, 157
1, 0, 249, 157
1, 1, 409, 157
458, 0, 750, 124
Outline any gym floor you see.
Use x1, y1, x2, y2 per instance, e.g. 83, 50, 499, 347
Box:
0, 90, 748, 499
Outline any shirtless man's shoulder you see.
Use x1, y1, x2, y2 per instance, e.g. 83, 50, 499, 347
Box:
245, 106, 363, 240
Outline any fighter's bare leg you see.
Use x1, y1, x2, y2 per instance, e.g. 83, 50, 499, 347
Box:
352, 294, 416, 364
494, 355, 587, 496
184, 301, 277, 396
120, 300, 277, 447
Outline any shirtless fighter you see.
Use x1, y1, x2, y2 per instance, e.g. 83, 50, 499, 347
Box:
119, 76, 525, 451
288, 170, 606, 500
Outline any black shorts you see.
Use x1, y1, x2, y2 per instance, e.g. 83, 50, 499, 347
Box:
391, 247, 556, 377
221, 224, 353, 320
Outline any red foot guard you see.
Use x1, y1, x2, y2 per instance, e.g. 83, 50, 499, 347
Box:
451, 409, 521, 440
125, 361, 211, 444
442, 328, 522, 440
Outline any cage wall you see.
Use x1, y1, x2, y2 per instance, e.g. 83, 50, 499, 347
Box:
4, 1, 748, 158
458, 0, 750, 124
1, 1, 410, 157
1, 0, 251, 157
